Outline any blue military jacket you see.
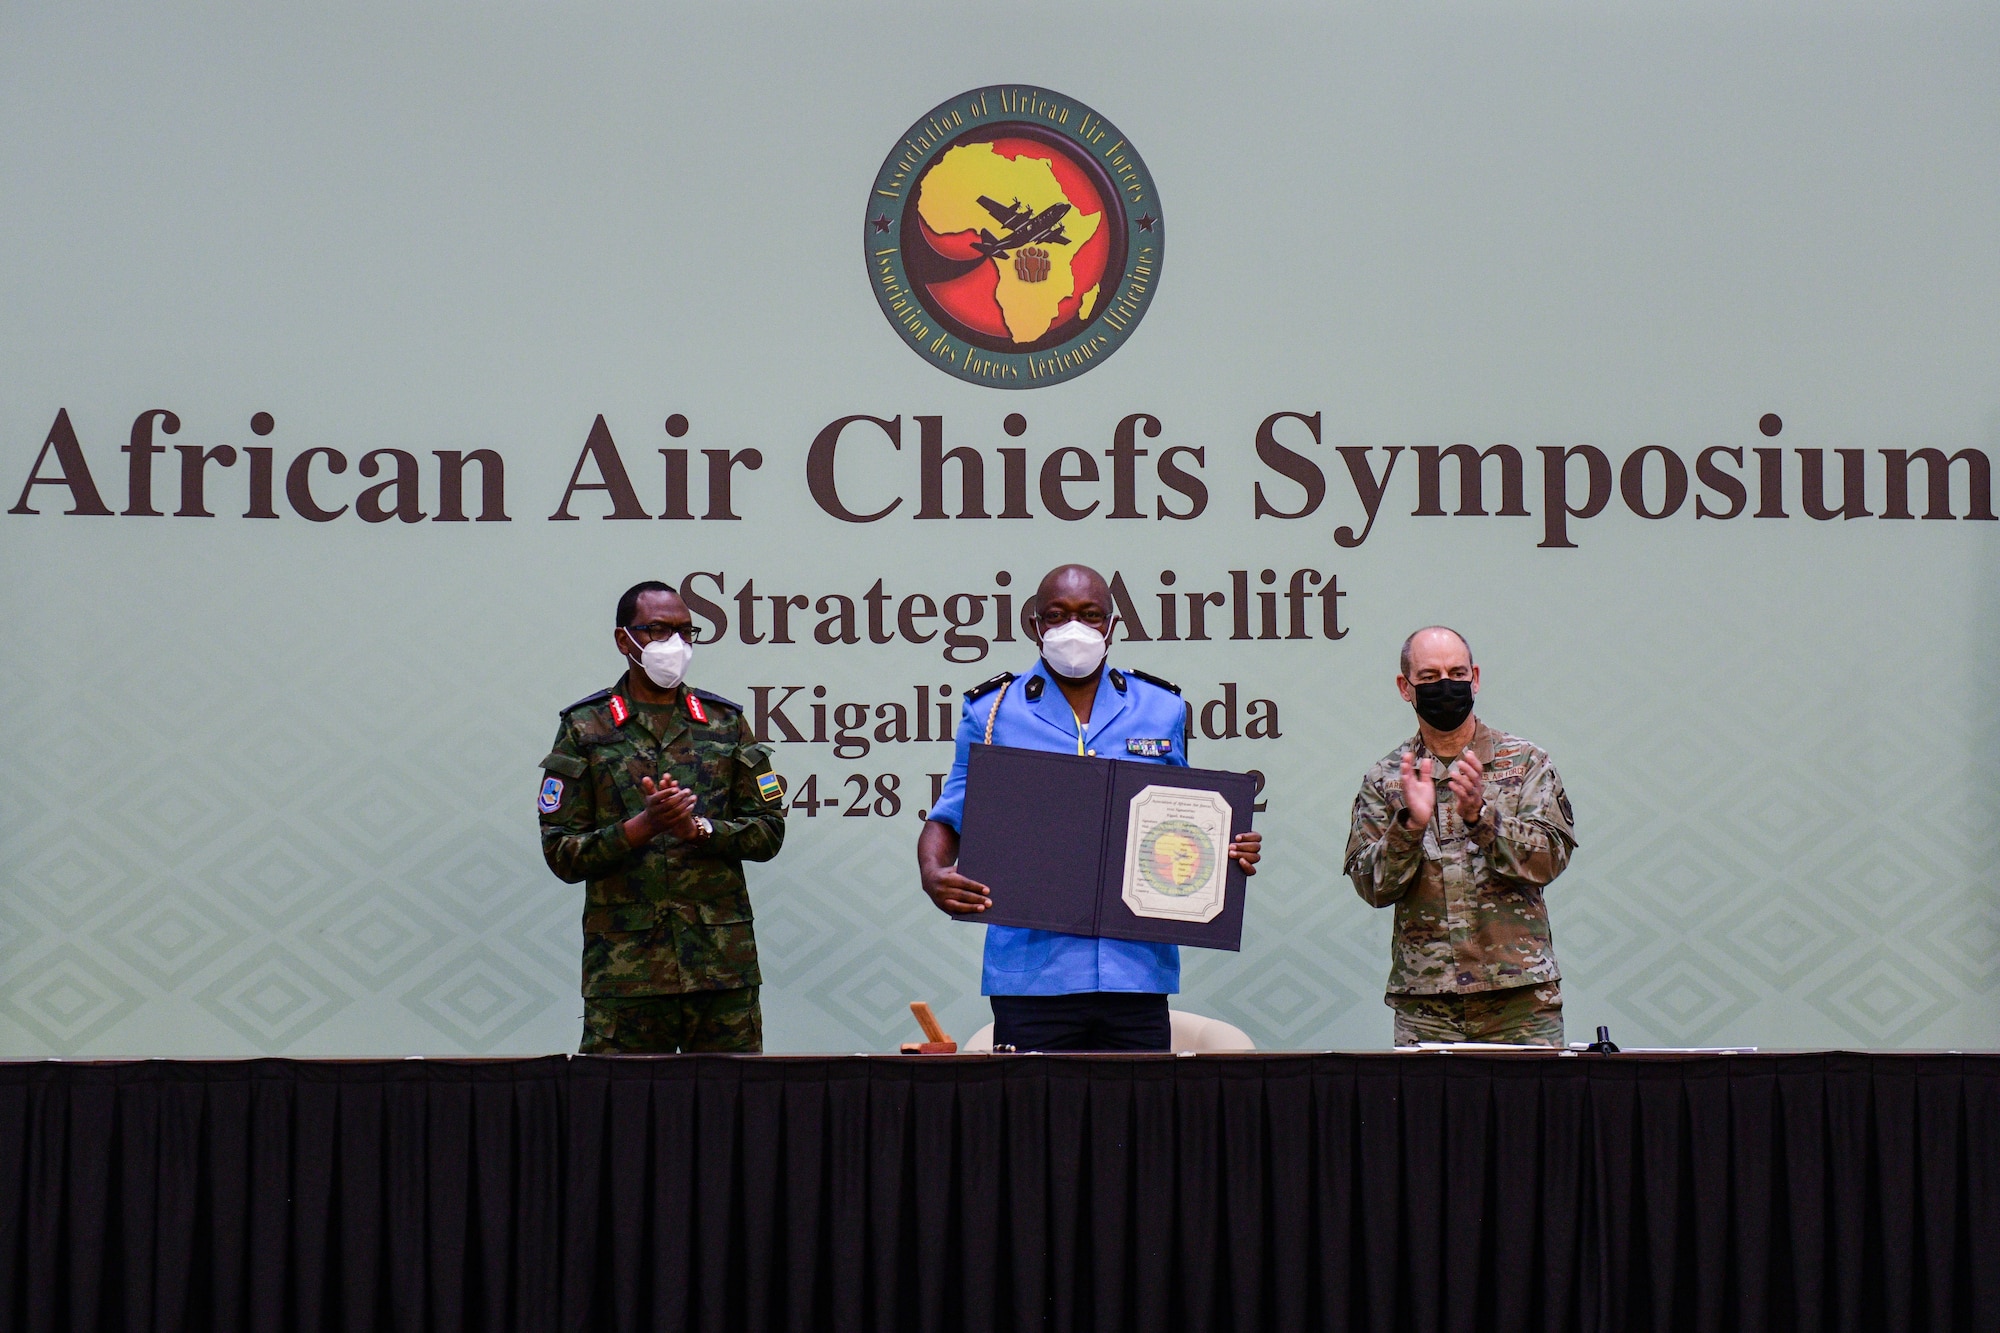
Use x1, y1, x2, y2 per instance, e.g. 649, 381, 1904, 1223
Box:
928, 658, 1189, 996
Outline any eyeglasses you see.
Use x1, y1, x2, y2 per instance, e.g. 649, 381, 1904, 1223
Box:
1035, 606, 1108, 629
623, 621, 702, 644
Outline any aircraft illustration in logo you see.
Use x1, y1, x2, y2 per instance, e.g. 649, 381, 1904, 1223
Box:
970, 196, 1072, 259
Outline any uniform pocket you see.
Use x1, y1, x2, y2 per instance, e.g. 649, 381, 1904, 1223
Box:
539, 751, 587, 779
696, 899, 753, 925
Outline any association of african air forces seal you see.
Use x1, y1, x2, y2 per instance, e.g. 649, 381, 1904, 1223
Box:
864, 86, 1162, 388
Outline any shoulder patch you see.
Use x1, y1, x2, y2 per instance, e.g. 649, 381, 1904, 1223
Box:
965, 671, 1014, 703
538, 775, 564, 813
756, 771, 785, 804
1125, 668, 1181, 695
689, 686, 741, 714
561, 686, 615, 716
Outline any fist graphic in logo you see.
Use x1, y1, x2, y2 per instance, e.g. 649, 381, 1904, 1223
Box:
1014, 245, 1051, 283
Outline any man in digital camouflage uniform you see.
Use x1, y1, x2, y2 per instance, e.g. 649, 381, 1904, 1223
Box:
1344, 626, 1577, 1046
539, 580, 787, 1053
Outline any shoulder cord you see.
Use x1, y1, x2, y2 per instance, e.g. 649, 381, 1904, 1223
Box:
982, 679, 1013, 744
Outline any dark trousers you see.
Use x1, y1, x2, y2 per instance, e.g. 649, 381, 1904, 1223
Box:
990, 992, 1170, 1052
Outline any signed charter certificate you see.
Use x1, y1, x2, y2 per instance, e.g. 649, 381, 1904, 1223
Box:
1120, 786, 1233, 923
956, 745, 1257, 949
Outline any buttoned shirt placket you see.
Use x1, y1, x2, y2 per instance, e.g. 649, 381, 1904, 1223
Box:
1424, 749, 1481, 989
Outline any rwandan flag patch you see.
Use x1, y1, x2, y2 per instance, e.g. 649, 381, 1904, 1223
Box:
757, 772, 784, 804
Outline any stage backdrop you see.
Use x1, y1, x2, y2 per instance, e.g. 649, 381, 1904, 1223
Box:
1, 2, 1996, 1057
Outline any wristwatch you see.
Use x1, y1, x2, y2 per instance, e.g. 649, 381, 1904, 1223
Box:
690, 815, 714, 842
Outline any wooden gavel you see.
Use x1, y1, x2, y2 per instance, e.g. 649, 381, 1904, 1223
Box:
898, 1001, 958, 1054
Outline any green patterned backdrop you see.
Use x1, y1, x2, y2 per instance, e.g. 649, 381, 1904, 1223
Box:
2, 2, 1995, 1055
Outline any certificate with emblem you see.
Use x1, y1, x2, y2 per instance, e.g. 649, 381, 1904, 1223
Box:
954, 745, 1257, 950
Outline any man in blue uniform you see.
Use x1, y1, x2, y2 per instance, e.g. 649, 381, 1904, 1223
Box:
918, 563, 1262, 1051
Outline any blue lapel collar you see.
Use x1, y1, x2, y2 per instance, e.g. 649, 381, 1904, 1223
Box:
1087, 665, 1132, 738
1023, 661, 1081, 746
1023, 660, 1130, 749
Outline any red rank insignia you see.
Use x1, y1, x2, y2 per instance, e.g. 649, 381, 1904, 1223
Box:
686, 692, 708, 724
608, 695, 630, 726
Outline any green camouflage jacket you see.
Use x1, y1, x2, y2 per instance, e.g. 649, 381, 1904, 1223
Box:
1343, 720, 1576, 996
539, 679, 786, 996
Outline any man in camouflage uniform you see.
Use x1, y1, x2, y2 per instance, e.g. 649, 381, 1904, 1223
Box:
1344, 626, 1577, 1046
539, 580, 787, 1053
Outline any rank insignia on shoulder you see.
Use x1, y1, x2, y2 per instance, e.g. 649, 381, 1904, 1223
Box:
608, 695, 631, 726
538, 776, 564, 812
964, 671, 1014, 702
686, 692, 708, 724
1126, 738, 1172, 757
757, 772, 784, 804
1125, 668, 1181, 695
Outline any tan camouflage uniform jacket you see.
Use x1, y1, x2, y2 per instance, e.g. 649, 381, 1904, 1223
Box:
539, 681, 786, 996
1343, 720, 1576, 996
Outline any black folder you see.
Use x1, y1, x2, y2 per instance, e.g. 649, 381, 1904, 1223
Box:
954, 744, 1257, 951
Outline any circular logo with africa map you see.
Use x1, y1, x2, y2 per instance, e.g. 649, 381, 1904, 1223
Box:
1138, 819, 1216, 898
864, 86, 1161, 388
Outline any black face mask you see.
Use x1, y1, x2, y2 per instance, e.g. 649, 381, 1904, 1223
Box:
1411, 678, 1474, 731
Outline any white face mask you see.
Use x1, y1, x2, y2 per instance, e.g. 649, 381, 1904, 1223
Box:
1039, 619, 1109, 680
625, 631, 693, 689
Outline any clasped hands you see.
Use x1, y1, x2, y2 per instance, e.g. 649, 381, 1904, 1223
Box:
1398, 748, 1485, 828
925, 830, 1263, 916
622, 774, 703, 845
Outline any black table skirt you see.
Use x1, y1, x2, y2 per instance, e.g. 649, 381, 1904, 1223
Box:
2, 1052, 1995, 1333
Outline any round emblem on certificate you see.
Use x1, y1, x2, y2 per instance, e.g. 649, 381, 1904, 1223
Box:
1138, 819, 1216, 898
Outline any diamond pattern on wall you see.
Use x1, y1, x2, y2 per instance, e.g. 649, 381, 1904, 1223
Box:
195, 948, 354, 1051
1713, 896, 1847, 990
400, 943, 544, 1052
309, 890, 448, 988
1610, 955, 1760, 1044
423, 844, 534, 917
817, 951, 970, 1051
1905, 892, 2000, 987
1806, 958, 1960, 1046
207, 828, 350, 929
14, 839, 143, 930
107, 890, 238, 988
1231, 949, 1362, 1038
0, 946, 142, 1048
